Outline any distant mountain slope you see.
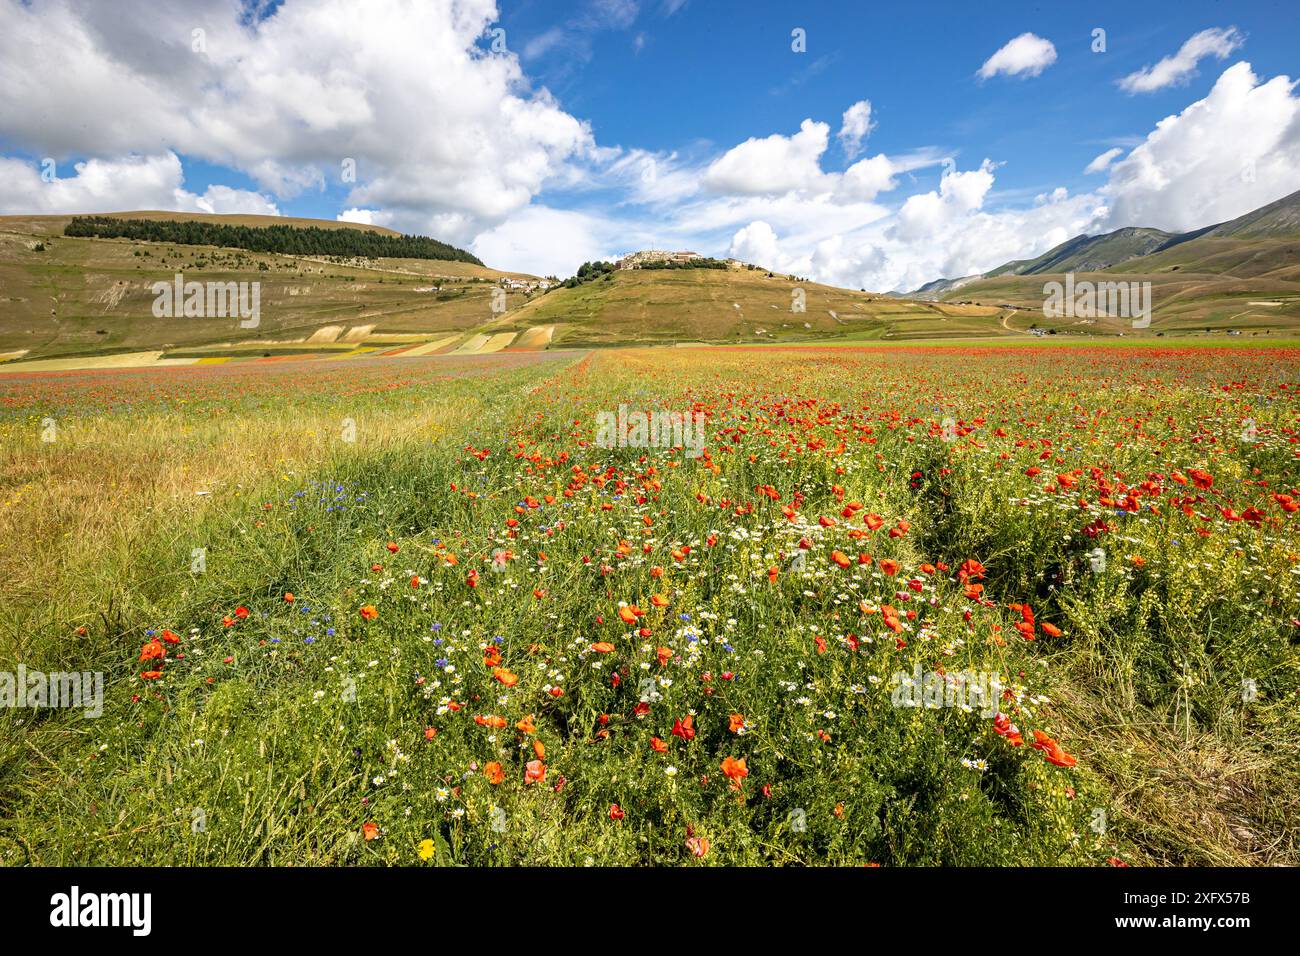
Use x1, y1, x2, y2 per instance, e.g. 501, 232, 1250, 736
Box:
927, 190, 1300, 335
1203, 187, 1300, 238
5, 191, 1300, 361
908, 187, 1300, 298
892, 273, 983, 299
985, 227, 1181, 278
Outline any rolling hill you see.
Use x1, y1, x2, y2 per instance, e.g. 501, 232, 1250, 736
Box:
473, 261, 1012, 348
920, 188, 1300, 336
3, 191, 1300, 368
911, 187, 1300, 290
0, 210, 1031, 363
0, 211, 541, 362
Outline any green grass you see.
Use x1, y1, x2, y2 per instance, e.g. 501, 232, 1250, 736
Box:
1, 345, 1296, 867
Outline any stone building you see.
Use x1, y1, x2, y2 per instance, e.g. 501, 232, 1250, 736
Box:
616, 250, 703, 270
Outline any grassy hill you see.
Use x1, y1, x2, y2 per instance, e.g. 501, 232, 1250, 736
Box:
937, 233, 1300, 335
0, 214, 1031, 360
933, 189, 1300, 335
481, 262, 1013, 347
0, 212, 541, 360
5, 195, 1300, 364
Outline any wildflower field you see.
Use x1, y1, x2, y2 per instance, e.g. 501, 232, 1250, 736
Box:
1, 344, 1297, 867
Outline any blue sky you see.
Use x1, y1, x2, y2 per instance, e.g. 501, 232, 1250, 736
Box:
271, 0, 1299, 227
494, 0, 1298, 200
2, 0, 1298, 288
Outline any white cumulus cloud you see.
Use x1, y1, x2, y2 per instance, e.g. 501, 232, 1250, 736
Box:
728, 221, 807, 275
1103, 62, 1300, 232
1084, 148, 1124, 175
838, 100, 875, 159
471, 205, 622, 278
1118, 27, 1244, 94
977, 33, 1057, 80
0, 0, 594, 244
0, 152, 279, 216
703, 119, 831, 195
835, 154, 899, 203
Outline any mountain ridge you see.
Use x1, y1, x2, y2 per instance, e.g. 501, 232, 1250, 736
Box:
902, 187, 1300, 298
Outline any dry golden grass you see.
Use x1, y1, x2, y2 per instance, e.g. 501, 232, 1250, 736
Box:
1052, 680, 1299, 866
0, 376, 489, 647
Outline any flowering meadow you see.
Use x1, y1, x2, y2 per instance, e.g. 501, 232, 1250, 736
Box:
1, 345, 1298, 866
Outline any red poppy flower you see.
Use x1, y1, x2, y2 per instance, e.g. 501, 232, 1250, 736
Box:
1030, 729, 1077, 768
720, 756, 748, 789
671, 714, 696, 741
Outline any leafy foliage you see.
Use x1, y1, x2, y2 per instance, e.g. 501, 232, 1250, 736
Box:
634, 257, 729, 270
561, 260, 617, 288
64, 216, 484, 265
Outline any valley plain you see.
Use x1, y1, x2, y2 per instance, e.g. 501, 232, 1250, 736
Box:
1, 204, 1298, 868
